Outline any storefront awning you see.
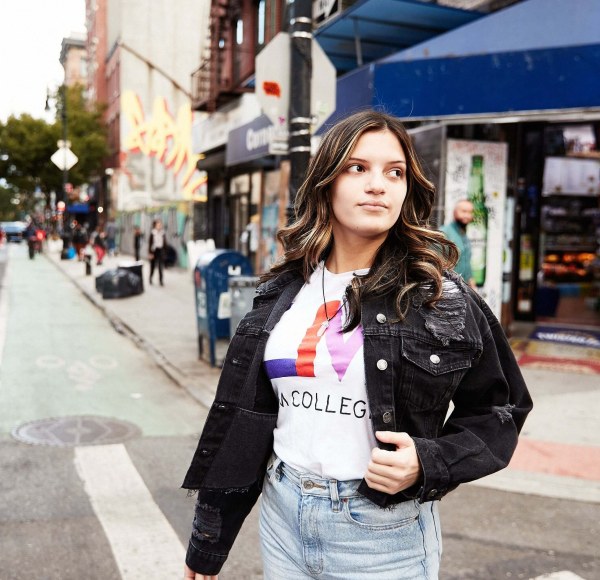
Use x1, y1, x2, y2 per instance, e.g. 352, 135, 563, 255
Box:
67, 203, 90, 213
330, 0, 600, 123
313, 0, 481, 74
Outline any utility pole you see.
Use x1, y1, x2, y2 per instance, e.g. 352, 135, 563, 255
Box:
61, 85, 69, 208
287, 0, 313, 224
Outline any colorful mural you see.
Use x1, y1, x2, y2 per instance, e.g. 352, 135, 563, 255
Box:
121, 90, 207, 201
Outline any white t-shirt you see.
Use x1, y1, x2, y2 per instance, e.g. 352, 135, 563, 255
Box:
264, 263, 377, 481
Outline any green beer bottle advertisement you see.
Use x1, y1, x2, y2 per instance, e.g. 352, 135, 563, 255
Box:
467, 155, 488, 286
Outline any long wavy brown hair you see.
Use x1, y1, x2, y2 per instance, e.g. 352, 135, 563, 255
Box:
262, 110, 458, 328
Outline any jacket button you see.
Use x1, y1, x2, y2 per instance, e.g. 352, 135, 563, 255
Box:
428, 489, 438, 499
376, 359, 388, 370
376, 313, 387, 324
430, 354, 440, 365
382, 411, 393, 424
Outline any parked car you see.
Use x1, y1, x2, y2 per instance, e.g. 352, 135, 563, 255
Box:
0, 221, 27, 243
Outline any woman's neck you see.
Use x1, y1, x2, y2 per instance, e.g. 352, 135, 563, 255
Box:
325, 245, 378, 274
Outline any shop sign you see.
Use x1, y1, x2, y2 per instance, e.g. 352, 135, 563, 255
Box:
192, 94, 262, 154
226, 115, 277, 166
313, 0, 339, 25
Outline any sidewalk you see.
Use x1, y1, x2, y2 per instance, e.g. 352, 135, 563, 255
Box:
46, 248, 222, 408
47, 248, 600, 504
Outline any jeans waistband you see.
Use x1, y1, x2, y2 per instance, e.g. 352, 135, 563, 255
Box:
270, 453, 363, 499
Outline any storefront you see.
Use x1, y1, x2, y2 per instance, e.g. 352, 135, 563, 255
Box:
226, 114, 287, 273
327, 0, 600, 328
192, 94, 264, 255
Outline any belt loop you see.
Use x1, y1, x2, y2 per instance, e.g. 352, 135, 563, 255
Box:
330, 480, 341, 513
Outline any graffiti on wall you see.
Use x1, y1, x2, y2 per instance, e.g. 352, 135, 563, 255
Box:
121, 90, 206, 201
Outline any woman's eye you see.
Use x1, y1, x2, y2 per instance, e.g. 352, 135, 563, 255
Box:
389, 168, 404, 178
347, 164, 364, 173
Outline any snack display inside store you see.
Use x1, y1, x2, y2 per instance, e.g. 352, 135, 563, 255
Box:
541, 195, 599, 283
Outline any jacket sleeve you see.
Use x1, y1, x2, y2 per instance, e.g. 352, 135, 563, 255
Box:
148, 232, 153, 253
185, 483, 262, 575
411, 293, 533, 503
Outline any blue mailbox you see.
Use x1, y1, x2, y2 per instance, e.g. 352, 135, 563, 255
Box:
194, 250, 253, 366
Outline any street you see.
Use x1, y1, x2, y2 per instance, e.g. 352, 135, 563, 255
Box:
0, 243, 598, 580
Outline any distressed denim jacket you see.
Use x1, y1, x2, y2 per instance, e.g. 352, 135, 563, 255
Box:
182, 270, 532, 575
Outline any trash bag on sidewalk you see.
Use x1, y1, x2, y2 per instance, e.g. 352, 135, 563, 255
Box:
95, 270, 113, 293
96, 269, 143, 299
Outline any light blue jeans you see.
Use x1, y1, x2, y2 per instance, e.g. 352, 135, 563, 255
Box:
259, 454, 442, 579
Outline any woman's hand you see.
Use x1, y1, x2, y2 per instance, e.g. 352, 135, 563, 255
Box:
365, 431, 422, 495
184, 563, 217, 580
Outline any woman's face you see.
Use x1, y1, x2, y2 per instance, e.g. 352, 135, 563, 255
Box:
329, 130, 408, 246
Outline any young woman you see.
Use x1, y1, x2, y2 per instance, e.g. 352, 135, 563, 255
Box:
182, 111, 532, 580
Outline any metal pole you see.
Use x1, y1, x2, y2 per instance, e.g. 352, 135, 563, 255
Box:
61, 85, 68, 207
287, 0, 312, 224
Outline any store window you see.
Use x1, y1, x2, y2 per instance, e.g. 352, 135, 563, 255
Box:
537, 124, 600, 324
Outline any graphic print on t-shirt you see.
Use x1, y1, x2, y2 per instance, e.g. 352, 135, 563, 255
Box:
263, 265, 376, 480
264, 300, 364, 382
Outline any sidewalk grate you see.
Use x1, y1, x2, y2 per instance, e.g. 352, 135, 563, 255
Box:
11, 416, 141, 447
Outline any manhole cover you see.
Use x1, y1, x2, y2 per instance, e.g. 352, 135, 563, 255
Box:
12, 416, 141, 447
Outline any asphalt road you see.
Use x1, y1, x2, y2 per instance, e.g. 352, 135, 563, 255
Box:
0, 243, 597, 580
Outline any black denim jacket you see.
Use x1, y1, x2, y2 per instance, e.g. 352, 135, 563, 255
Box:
182, 270, 532, 575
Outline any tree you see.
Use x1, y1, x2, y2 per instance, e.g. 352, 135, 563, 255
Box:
54, 84, 109, 187
0, 182, 19, 221
0, 84, 108, 220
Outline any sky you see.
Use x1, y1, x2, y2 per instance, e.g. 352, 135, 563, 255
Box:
0, 0, 86, 123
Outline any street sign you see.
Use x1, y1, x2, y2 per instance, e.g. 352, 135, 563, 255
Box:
255, 32, 336, 133
51, 146, 78, 171
313, 0, 339, 24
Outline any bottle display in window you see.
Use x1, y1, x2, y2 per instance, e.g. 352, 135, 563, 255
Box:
467, 155, 489, 287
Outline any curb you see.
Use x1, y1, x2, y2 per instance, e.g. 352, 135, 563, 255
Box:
45, 252, 217, 409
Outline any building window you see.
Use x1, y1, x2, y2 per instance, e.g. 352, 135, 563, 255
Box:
236, 19, 244, 45
257, 0, 265, 46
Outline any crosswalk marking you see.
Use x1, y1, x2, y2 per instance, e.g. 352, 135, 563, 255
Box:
74, 443, 185, 580
532, 572, 586, 579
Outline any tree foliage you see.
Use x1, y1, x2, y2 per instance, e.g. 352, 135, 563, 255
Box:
0, 84, 108, 219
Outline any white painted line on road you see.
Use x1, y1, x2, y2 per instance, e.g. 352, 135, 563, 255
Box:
531, 572, 586, 580
89, 354, 118, 370
74, 443, 185, 580
0, 246, 11, 364
35, 354, 66, 369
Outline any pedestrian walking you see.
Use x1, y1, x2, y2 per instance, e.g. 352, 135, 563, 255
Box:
182, 111, 532, 580
133, 225, 142, 262
72, 222, 88, 260
440, 200, 476, 288
148, 219, 165, 285
91, 227, 106, 265
106, 219, 117, 257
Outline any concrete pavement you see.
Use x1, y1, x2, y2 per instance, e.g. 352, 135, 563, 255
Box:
46, 245, 600, 505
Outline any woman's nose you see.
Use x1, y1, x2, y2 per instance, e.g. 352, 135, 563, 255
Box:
366, 173, 385, 193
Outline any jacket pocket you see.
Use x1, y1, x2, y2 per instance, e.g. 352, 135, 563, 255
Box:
201, 407, 277, 489
401, 336, 479, 411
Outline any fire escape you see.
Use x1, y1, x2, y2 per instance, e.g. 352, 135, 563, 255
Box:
191, 0, 252, 111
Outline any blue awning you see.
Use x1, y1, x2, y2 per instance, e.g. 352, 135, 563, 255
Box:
330, 0, 600, 122
68, 203, 90, 213
313, 0, 481, 73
